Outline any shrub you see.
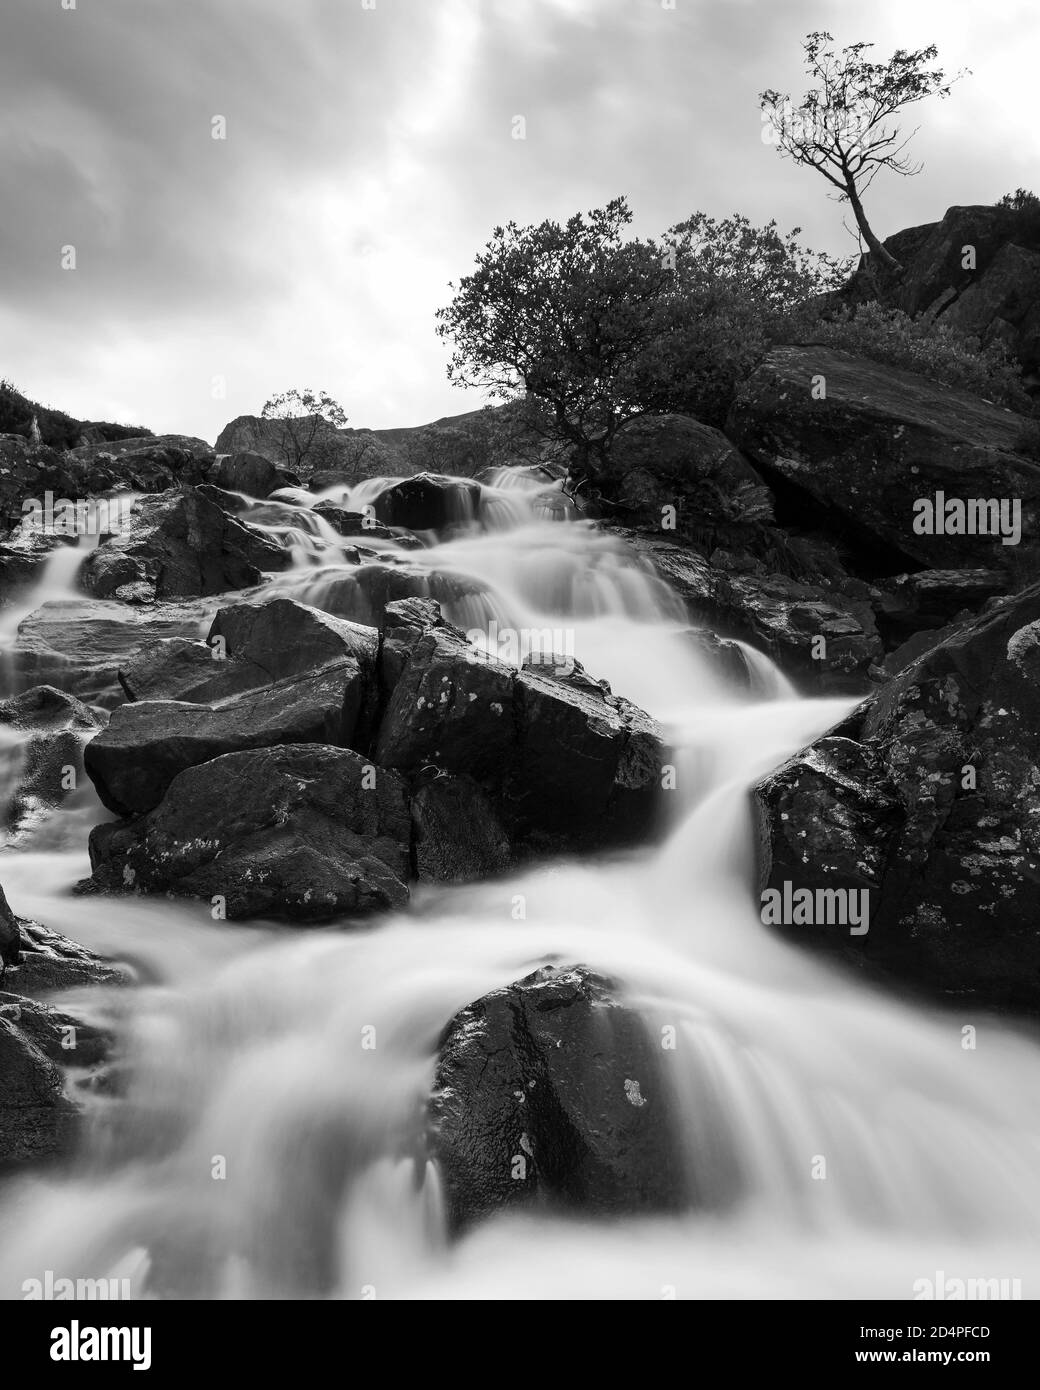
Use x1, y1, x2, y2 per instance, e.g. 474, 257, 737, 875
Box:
807, 302, 1031, 409
994, 189, 1040, 253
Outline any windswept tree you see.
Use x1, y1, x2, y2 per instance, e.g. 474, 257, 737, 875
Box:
261, 387, 348, 474
761, 32, 967, 271
436, 198, 670, 479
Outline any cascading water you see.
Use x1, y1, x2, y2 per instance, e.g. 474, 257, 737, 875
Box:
1, 471, 1039, 1300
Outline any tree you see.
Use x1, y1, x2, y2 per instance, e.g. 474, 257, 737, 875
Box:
436, 198, 671, 480
761, 33, 967, 272
260, 387, 348, 474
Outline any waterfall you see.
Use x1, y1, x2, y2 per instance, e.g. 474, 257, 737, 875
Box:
2, 473, 1039, 1301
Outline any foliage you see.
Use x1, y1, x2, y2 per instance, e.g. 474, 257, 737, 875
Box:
261, 387, 349, 474
807, 302, 1031, 408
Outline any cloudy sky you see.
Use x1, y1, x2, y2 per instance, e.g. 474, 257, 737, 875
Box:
2, 0, 1037, 443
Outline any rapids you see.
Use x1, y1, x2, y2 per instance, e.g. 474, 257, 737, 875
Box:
1, 468, 1038, 1300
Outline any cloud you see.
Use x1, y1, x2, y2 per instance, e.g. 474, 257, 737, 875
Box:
0, 0, 1036, 441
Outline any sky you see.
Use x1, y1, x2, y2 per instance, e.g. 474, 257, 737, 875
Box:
1, 0, 1038, 444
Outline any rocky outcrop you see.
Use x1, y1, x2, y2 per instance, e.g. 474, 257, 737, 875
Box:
844, 203, 1040, 380
726, 346, 1040, 578
79, 488, 289, 601
86, 744, 412, 920
428, 965, 690, 1232
755, 581, 1040, 1013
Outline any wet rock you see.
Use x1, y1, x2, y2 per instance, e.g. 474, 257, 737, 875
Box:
86, 744, 412, 921
0, 686, 105, 840
79, 487, 289, 601
0, 1012, 77, 1166
7, 598, 209, 707
311, 501, 400, 542
374, 600, 665, 852
754, 581, 1040, 1013
411, 773, 512, 882
373, 473, 480, 533
85, 661, 366, 815
213, 452, 301, 499
428, 965, 689, 1232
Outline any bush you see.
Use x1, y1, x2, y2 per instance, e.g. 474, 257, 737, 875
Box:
994, 189, 1040, 253
806, 302, 1031, 409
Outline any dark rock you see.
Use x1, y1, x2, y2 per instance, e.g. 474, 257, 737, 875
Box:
754, 581, 1040, 1013
0, 1012, 76, 1166
605, 413, 774, 530
0, 686, 105, 840
373, 473, 481, 532
411, 774, 512, 882
6, 598, 210, 706
374, 600, 665, 852
213, 452, 301, 499
85, 662, 365, 815
428, 965, 689, 1232
311, 501, 399, 542
86, 744, 412, 921
726, 345, 1040, 577
79, 487, 289, 601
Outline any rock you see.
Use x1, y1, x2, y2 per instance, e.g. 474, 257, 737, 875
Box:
213, 452, 301, 499
0, 532, 71, 599
310, 501, 399, 542
605, 413, 774, 530
0, 686, 105, 840
86, 744, 412, 921
411, 774, 512, 882
0, 883, 20, 978
373, 473, 480, 532
754, 581, 1040, 1013
6, 917, 129, 994
84, 662, 365, 815
620, 531, 882, 692
727, 346, 1040, 578
6, 599, 210, 706
428, 965, 689, 1232
374, 600, 665, 852
0, 1012, 77, 1166
844, 203, 1040, 378
79, 487, 289, 601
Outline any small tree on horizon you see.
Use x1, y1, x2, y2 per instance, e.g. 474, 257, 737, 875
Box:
761, 32, 968, 273
261, 387, 348, 473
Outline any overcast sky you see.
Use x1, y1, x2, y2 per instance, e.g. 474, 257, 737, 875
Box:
2, 0, 1037, 443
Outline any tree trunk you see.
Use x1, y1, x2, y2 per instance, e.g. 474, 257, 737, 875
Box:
845, 181, 902, 273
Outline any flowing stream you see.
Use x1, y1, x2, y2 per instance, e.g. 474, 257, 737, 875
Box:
1, 470, 1039, 1300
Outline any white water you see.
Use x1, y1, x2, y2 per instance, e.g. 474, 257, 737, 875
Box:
1, 472, 1039, 1300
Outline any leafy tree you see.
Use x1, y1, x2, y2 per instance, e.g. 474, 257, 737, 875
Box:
761, 32, 967, 271
436, 198, 670, 479
261, 387, 348, 474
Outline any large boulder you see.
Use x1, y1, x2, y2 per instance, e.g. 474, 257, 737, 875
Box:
605, 413, 774, 530
755, 581, 1040, 1013
726, 346, 1040, 577
79, 487, 289, 601
119, 598, 379, 715
373, 473, 481, 532
374, 599, 665, 852
84, 662, 365, 815
213, 452, 300, 499
428, 965, 690, 1233
86, 744, 412, 921
5, 599, 210, 706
